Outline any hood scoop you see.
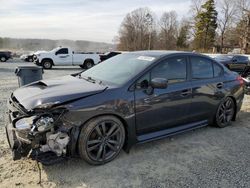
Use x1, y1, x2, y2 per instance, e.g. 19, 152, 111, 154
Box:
30, 81, 48, 89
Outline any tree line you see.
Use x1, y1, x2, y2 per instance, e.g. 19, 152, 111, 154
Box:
116, 0, 250, 54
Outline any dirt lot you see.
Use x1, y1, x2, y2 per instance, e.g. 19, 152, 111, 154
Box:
0, 61, 250, 188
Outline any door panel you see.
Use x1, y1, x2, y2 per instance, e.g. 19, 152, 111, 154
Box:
135, 82, 192, 134
134, 56, 192, 135
189, 56, 225, 123
189, 78, 225, 122
55, 54, 71, 65
55, 48, 71, 65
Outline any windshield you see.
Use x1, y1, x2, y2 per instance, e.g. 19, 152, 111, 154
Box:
81, 53, 156, 86
104, 52, 110, 55
215, 55, 233, 60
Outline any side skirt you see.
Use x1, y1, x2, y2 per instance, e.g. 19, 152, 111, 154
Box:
137, 120, 208, 143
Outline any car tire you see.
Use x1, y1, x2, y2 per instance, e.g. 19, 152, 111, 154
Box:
84, 60, 94, 69
42, 60, 53, 69
78, 116, 125, 165
28, 58, 33, 62
0, 56, 7, 62
215, 97, 235, 128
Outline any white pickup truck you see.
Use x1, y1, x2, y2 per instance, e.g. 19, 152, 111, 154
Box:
34, 47, 100, 69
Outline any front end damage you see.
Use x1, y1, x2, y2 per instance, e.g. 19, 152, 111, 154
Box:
6, 94, 74, 165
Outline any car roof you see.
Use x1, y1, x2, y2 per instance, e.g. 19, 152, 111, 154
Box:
130, 50, 204, 58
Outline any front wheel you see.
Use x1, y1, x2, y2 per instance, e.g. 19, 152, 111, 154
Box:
42, 60, 53, 69
0, 56, 7, 62
215, 97, 235, 128
78, 116, 125, 165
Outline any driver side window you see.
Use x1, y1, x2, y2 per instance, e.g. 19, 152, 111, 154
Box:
56, 48, 68, 55
136, 57, 187, 89
151, 57, 187, 84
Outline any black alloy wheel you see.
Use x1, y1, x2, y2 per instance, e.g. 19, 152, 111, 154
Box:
216, 97, 235, 128
78, 116, 125, 165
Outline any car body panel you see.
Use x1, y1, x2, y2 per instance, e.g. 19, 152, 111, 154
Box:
6, 51, 245, 162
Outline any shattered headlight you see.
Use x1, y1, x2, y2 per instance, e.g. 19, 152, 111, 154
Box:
15, 115, 55, 133
15, 116, 36, 130
35, 116, 54, 132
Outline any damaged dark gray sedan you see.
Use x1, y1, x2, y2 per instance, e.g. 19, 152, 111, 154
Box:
6, 51, 244, 165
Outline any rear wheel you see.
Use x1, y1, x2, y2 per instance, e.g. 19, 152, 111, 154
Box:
0, 56, 7, 62
215, 97, 235, 128
84, 60, 94, 69
42, 60, 53, 69
78, 116, 125, 165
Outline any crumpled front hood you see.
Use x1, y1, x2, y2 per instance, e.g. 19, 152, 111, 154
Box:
13, 75, 107, 111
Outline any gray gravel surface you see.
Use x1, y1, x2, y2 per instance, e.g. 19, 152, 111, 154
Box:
0, 60, 249, 188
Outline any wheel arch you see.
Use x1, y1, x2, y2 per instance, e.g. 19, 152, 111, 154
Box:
84, 58, 94, 64
41, 58, 54, 65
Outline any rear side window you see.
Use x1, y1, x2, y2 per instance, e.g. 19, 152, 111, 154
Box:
213, 63, 223, 77
191, 57, 213, 79
56, 48, 68, 54
151, 57, 187, 84
237, 56, 248, 62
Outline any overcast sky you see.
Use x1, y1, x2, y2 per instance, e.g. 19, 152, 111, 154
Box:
0, 0, 191, 43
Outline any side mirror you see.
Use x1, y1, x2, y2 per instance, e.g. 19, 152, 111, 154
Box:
151, 78, 168, 89
55, 52, 58, 55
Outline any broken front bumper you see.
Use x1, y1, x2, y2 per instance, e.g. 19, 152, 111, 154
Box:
6, 95, 72, 165
5, 122, 31, 160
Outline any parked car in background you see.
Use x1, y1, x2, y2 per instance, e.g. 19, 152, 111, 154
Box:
20, 53, 34, 62
0, 51, 12, 62
214, 54, 250, 72
34, 47, 100, 69
99, 51, 123, 62
6, 51, 244, 165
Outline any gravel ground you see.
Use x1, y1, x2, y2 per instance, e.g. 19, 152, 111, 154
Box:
0, 60, 250, 188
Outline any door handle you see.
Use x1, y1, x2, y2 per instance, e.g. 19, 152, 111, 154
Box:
216, 82, 223, 89
181, 89, 192, 96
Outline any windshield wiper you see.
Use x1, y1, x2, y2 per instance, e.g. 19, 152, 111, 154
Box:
78, 75, 96, 83
78, 74, 105, 85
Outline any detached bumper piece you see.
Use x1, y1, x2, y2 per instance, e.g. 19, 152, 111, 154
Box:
30, 150, 66, 166
6, 94, 71, 165
5, 123, 31, 160
6, 123, 69, 165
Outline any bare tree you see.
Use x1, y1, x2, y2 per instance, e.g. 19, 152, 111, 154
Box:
190, 0, 205, 15
237, 0, 250, 53
188, 0, 205, 40
117, 8, 155, 51
217, 0, 237, 53
158, 11, 178, 50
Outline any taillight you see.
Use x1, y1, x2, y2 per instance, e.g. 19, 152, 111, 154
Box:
237, 76, 244, 86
